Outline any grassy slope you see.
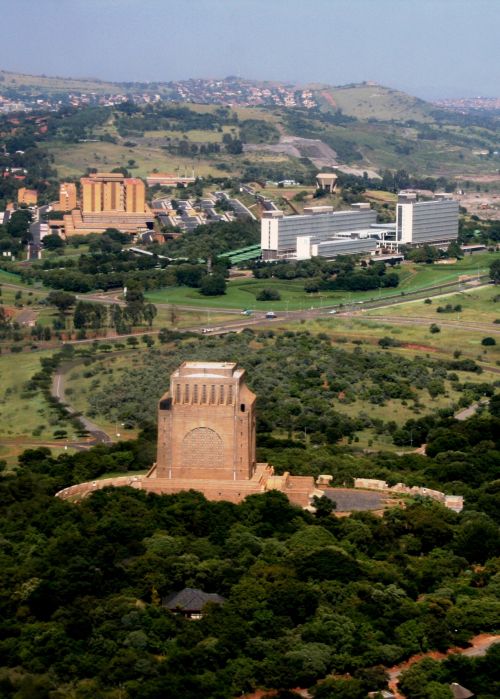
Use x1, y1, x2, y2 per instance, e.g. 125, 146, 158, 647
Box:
0, 350, 67, 441
5, 66, 499, 179
315, 83, 435, 122
366, 284, 500, 324
0, 70, 120, 94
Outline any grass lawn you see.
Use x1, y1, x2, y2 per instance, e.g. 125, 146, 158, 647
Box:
144, 254, 499, 311
398, 253, 499, 292
0, 269, 23, 285
364, 190, 397, 203
0, 349, 79, 442
366, 284, 500, 324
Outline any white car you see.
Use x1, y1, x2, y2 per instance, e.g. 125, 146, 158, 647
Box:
328, 309, 337, 314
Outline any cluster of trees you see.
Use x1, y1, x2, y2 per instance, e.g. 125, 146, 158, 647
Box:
283, 109, 363, 162
85, 329, 485, 442
115, 103, 238, 137
13, 222, 253, 296
0, 209, 32, 257
0, 113, 59, 208
0, 430, 498, 697
460, 218, 500, 247
239, 119, 280, 144
253, 256, 399, 292
0, 325, 498, 696
43, 288, 157, 334
157, 219, 259, 260
399, 646, 500, 699
404, 242, 463, 264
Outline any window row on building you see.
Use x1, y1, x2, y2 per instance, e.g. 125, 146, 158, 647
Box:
174, 383, 234, 405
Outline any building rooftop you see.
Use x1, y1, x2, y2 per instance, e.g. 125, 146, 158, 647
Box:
163, 587, 226, 613
449, 684, 474, 699
174, 361, 242, 379
183, 361, 236, 369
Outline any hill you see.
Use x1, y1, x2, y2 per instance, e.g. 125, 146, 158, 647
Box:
313, 82, 436, 122
2, 69, 499, 180
0, 69, 121, 95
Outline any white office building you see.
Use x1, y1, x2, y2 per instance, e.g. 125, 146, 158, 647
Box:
396, 192, 459, 247
261, 205, 378, 260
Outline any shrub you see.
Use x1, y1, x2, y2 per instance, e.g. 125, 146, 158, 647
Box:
378, 336, 403, 348
200, 274, 226, 296
257, 288, 281, 301
429, 324, 441, 334
481, 337, 496, 346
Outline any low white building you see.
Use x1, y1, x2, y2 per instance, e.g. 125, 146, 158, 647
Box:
261, 205, 378, 260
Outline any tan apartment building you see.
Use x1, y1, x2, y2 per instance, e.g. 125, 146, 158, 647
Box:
81, 172, 145, 214
56, 182, 77, 211
17, 187, 38, 206
62, 172, 152, 236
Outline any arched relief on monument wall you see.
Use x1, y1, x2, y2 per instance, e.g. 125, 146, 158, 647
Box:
181, 427, 223, 468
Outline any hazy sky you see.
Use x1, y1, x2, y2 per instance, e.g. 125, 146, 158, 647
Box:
2, 0, 499, 98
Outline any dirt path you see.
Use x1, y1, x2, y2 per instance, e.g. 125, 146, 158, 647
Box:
387, 633, 500, 698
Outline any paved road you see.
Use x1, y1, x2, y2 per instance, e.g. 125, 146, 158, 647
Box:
51, 363, 112, 445
455, 398, 489, 421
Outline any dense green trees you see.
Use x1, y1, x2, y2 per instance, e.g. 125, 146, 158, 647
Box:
0, 329, 498, 697
200, 273, 227, 296
0, 446, 499, 698
399, 644, 500, 699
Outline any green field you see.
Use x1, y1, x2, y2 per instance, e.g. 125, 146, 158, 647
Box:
0, 69, 120, 94
286, 313, 500, 364
0, 349, 77, 442
143, 126, 236, 142
366, 284, 500, 324
0, 269, 23, 284
145, 253, 500, 311
318, 84, 435, 122
41, 140, 225, 179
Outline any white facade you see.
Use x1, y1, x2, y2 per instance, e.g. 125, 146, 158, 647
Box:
261, 207, 377, 259
396, 195, 459, 246
311, 237, 378, 258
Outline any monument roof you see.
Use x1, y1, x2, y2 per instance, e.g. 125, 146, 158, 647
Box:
183, 361, 236, 369
174, 361, 242, 379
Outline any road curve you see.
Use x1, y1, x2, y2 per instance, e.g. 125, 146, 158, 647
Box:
387, 633, 500, 699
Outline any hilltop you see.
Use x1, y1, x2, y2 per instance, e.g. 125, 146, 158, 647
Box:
2, 70, 499, 180
314, 82, 435, 122
0, 69, 120, 95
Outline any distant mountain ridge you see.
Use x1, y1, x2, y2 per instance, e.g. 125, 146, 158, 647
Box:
0, 68, 436, 122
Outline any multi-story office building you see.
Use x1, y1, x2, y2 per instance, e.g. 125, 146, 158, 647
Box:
261, 204, 378, 260
396, 192, 459, 247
